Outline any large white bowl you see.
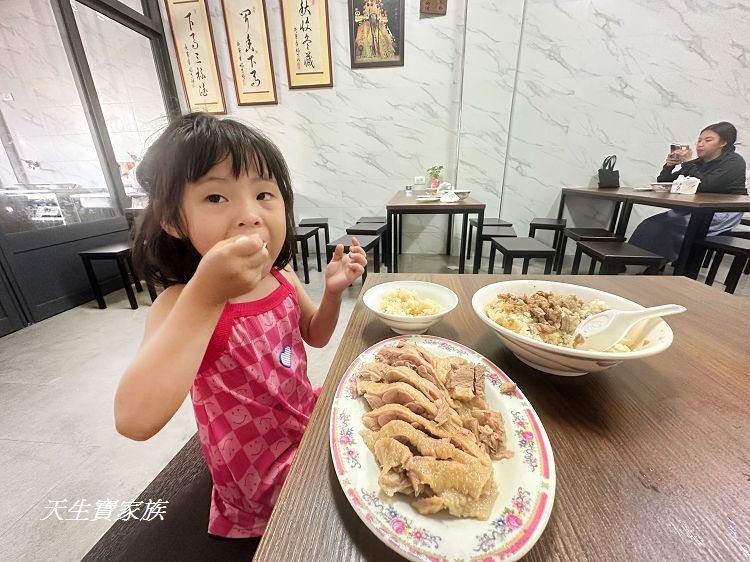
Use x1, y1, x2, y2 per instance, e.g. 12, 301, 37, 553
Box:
472, 280, 676, 376
363, 280, 458, 334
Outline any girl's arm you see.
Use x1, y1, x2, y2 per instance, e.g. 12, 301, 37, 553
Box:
114, 284, 224, 440
284, 239, 367, 348
115, 234, 270, 440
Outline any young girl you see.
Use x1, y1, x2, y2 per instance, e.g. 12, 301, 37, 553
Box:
115, 112, 367, 540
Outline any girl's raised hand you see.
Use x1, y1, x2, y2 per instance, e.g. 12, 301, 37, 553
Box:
189, 234, 269, 307
325, 237, 368, 294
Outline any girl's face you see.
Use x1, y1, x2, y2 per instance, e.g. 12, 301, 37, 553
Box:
696, 130, 726, 161
179, 158, 287, 261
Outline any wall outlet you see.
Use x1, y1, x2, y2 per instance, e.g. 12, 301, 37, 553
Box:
414, 175, 426, 185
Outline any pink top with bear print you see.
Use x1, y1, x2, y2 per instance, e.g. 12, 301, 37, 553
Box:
191, 268, 318, 538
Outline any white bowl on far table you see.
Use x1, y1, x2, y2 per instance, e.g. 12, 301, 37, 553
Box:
363, 281, 458, 335
452, 189, 471, 200
471, 280, 676, 376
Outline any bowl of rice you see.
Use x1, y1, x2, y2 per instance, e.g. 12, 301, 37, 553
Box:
472, 280, 676, 376
363, 281, 458, 334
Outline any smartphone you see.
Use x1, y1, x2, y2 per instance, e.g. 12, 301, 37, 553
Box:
670, 143, 688, 152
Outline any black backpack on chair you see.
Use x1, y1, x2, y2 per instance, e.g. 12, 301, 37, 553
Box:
598, 155, 620, 188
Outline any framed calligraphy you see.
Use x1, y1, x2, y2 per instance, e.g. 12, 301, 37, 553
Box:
222, 0, 277, 105
348, 0, 405, 69
165, 0, 226, 113
279, 0, 333, 89
419, 0, 447, 16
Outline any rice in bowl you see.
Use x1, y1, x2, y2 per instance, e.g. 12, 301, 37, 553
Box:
484, 291, 634, 351
379, 288, 445, 317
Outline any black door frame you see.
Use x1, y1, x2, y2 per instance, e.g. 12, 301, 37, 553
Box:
0, 0, 181, 331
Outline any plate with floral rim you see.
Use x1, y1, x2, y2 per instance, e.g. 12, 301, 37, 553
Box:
329, 335, 556, 562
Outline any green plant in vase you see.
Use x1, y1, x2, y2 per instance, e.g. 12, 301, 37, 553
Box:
427, 165, 444, 190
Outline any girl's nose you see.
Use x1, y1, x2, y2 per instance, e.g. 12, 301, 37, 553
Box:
237, 202, 262, 228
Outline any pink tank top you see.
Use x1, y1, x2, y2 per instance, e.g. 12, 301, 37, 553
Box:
191, 269, 318, 538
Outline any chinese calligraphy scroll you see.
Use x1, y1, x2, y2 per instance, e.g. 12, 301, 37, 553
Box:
165, 0, 226, 113
279, 0, 333, 88
222, 0, 277, 105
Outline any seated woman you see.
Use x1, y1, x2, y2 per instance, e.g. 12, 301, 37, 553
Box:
629, 121, 747, 265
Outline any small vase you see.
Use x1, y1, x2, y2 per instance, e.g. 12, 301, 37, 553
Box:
430, 178, 440, 189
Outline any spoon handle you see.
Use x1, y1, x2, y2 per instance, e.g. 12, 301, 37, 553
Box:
623, 304, 686, 320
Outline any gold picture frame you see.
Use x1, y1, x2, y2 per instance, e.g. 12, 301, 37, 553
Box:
221, 0, 277, 105
279, 0, 333, 89
165, 0, 226, 113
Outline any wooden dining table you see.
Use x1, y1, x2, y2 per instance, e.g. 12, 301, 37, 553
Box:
254, 273, 750, 562
558, 186, 750, 277
386, 190, 486, 274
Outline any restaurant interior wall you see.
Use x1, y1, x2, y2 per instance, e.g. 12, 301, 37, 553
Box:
161, 0, 750, 257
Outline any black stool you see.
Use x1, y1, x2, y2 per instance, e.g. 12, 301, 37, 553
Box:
529, 217, 566, 268
326, 234, 380, 284
291, 226, 320, 284
557, 228, 625, 274
488, 237, 556, 274
572, 241, 665, 275
298, 217, 329, 245
699, 236, 750, 294
467, 218, 513, 259
79, 243, 155, 310
356, 216, 386, 224
346, 223, 389, 272
470, 225, 516, 263
740, 216, 750, 227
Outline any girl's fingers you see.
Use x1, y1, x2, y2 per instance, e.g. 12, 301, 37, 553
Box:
350, 236, 360, 247
332, 244, 345, 261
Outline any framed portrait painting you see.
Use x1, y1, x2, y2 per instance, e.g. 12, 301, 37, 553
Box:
348, 0, 405, 68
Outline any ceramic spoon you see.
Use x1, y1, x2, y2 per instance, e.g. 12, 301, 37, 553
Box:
574, 304, 686, 351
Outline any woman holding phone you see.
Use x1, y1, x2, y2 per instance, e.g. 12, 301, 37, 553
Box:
629, 121, 747, 266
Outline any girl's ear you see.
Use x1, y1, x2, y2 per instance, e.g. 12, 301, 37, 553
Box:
160, 221, 180, 238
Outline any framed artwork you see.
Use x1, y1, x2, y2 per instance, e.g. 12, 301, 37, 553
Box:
221, 0, 277, 105
164, 0, 226, 113
419, 0, 447, 16
348, 0, 405, 68
279, 0, 333, 89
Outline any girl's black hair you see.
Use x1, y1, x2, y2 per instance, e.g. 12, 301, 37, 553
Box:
702, 121, 737, 153
133, 112, 296, 287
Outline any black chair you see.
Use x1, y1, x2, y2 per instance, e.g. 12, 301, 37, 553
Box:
529, 217, 567, 268
298, 217, 330, 245
488, 237, 556, 274
556, 228, 625, 274
699, 236, 750, 294
571, 241, 666, 275
740, 217, 750, 227
79, 243, 156, 310
356, 216, 386, 224
346, 223, 389, 272
291, 226, 320, 284
466, 218, 513, 259
326, 234, 380, 284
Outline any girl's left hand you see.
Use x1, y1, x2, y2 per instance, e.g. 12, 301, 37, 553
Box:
325, 237, 368, 294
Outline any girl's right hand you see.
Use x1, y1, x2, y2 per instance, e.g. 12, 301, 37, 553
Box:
666, 152, 681, 167
189, 234, 269, 307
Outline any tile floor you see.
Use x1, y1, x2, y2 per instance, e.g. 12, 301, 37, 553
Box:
0, 250, 747, 561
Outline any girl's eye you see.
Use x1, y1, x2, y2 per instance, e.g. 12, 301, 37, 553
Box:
206, 194, 226, 203
257, 192, 273, 201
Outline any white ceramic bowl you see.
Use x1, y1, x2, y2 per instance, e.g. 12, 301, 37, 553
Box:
363, 281, 458, 335
453, 189, 471, 200
472, 280, 676, 376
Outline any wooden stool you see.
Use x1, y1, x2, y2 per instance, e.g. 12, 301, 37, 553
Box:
467, 218, 513, 259
469, 225, 516, 262
78, 243, 155, 310
298, 217, 329, 245
488, 237, 556, 274
326, 234, 379, 284
356, 216, 386, 224
346, 223, 389, 272
557, 228, 625, 274
699, 236, 750, 294
572, 241, 665, 275
529, 217, 567, 268
291, 226, 320, 284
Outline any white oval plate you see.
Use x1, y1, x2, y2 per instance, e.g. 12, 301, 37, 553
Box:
330, 335, 556, 562
415, 196, 440, 202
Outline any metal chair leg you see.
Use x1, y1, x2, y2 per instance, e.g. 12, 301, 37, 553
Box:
706, 251, 724, 286
544, 257, 553, 274
723, 255, 745, 294
503, 254, 513, 274
571, 246, 583, 275
522, 258, 530, 274
314, 232, 322, 272
467, 224, 473, 260
556, 235, 568, 274
488, 244, 496, 274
